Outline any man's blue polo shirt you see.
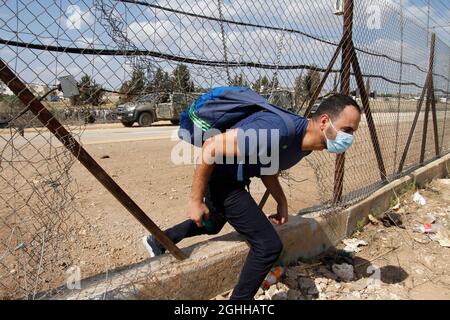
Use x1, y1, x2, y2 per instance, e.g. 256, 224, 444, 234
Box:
211, 110, 311, 182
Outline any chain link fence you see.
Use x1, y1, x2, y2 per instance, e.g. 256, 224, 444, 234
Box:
0, 0, 449, 299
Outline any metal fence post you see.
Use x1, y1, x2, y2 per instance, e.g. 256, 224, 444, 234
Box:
350, 42, 387, 181
429, 75, 440, 157
333, 0, 353, 204
303, 38, 344, 117
398, 33, 435, 172
420, 78, 432, 164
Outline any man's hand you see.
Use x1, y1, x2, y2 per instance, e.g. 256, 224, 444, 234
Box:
269, 200, 289, 225
187, 199, 210, 227
187, 129, 239, 228
261, 174, 289, 225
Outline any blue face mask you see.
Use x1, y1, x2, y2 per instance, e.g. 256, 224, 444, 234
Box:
323, 120, 354, 154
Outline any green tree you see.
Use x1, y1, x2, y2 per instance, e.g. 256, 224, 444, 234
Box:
119, 69, 147, 102
171, 64, 194, 93
332, 73, 339, 92
148, 67, 172, 102
252, 75, 270, 93
78, 74, 104, 106
294, 74, 306, 106
79, 74, 92, 103
129, 69, 146, 95
303, 68, 321, 99
293, 68, 321, 107
70, 95, 81, 106
154, 68, 172, 92
270, 77, 279, 91
365, 78, 371, 96
229, 73, 249, 87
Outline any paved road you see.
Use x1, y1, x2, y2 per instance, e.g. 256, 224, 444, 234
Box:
0, 122, 179, 148
77, 124, 179, 145
0, 111, 448, 148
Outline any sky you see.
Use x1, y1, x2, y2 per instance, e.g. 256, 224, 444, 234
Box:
0, 0, 448, 96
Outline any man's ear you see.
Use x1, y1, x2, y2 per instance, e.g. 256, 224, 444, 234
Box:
319, 114, 329, 130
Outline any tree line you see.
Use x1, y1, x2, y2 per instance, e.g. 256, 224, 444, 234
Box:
68, 63, 324, 107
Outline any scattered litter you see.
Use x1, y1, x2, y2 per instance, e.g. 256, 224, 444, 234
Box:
213, 175, 450, 300
368, 214, 379, 225
414, 223, 442, 234
100, 155, 110, 159
413, 191, 426, 205
262, 266, 284, 289
46, 180, 61, 188
342, 238, 368, 253
380, 211, 405, 229
428, 228, 450, 248
331, 263, 354, 281
413, 220, 449, 245
14, 243, 25, 251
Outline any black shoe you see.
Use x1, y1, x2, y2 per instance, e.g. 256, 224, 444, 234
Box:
142, 235, 164, 257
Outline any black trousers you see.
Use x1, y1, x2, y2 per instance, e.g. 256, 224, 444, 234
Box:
155, 177, 283, 300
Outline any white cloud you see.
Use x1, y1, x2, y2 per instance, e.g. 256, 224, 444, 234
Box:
124, 1, 341, 85
151, 0, 238, 19
64, 5, 94, 30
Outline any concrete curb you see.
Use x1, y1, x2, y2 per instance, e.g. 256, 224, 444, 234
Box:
56, 153, 450, 300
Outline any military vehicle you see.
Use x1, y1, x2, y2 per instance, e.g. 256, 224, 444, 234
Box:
115, 92, 200, 127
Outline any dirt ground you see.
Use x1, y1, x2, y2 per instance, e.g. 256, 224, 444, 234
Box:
213, 177, 450, 300
67, 138, 319, 278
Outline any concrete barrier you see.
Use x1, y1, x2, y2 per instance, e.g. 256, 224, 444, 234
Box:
55, 153, 450, 300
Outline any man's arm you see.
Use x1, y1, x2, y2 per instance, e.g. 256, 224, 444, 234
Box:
187, 129, 240, 227
260, 174, 289, 225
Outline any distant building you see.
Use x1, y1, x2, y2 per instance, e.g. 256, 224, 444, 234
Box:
28, 83, 49, 96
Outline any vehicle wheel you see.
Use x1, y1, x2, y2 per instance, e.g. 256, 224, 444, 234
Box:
170, 119, 180, 125
138, 112, 154, 127
121, 121, 134, 127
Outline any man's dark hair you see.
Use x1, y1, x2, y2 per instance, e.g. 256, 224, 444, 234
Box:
312, 93, 361, 119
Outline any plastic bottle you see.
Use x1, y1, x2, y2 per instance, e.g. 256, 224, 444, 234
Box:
262, 266, 284, 289
415, 223, 442, 233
